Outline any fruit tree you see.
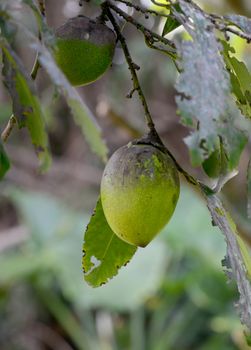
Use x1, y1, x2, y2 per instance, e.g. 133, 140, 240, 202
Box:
1, 0, 251, 339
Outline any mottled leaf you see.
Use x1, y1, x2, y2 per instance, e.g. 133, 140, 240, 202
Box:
1, 43, 51, 171
205, 191, 251, 330
0, 142, 10, 179
82, 198, 137, 288
175, 1, 247, 168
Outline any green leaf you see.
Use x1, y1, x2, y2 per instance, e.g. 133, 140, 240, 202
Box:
205, 191, 251, 331
34, 40, 108, 162
162, 17, 180, 36
82, 198, 137, 288
175, 2, 247, 169
1, 43, 51, 171
162, 4, 181, 36
222, 42, 251, 119
0, 142, 10, 179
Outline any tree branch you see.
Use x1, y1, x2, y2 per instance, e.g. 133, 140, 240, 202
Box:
1, 115, 17, 143
177, 0, 251, 42
107, 2, 176, 51
113, 0, 171, 18
104, 4, 156, 133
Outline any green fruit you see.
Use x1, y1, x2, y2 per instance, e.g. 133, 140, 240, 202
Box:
55, 16, 116, 86
101, 142, 180, 247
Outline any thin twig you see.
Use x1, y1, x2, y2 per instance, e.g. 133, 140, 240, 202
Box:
144, 37, 178, 60
164, 147, 199, 186
30, 52, 41, 80
104, 4, 156, 132
214, 20, 251, 43
1, 115, 17, 143
108, 1, 179, 69
107, 2, 176, 51
179, 0, 251, 42
104, 3, 198, 187
113, 0, 171, 18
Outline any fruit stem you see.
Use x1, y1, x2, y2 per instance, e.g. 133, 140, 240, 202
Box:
104, 2, 200, 189
165, 148, 199, 187
104, 4, 156, 133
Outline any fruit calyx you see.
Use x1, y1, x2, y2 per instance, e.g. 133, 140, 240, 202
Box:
131, 129, 165, 152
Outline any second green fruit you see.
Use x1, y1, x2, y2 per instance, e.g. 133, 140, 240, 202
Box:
55, 16, 116, 86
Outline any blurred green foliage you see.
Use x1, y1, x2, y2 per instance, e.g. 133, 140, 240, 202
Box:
0, 185, 245, 349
